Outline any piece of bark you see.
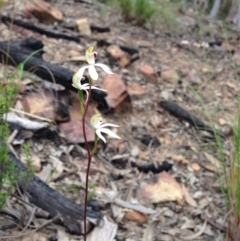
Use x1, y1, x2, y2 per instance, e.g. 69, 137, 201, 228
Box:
131, 160, 172, 174
1, 15, 81, 43
0, 38, 107, 107
90, 25, 110, 33
159, 101, 225, 137
10, 152, 102, 235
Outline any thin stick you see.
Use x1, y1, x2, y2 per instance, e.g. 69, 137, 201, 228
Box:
9, 108, 54, 123
0, 214, 60, 239
82, 81, 92, 241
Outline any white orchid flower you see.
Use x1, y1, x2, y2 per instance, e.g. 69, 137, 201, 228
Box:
90, 114, 121, 143
72, 75, 106, 102
75, 46, 113, 81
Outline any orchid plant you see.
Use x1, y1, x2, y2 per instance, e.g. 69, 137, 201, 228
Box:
72, 46, 120, 240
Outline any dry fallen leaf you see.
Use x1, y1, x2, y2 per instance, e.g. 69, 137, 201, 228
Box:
191, 162, 201, 171
102, 74, 130, 109
35, 164, 52, 182
20, 152, 41, 172
142, 221, 162, 241
24, 0, 63, 24
125, 210, 148, 223
180, 221, 207, 240
181, 184, 197, 207
171, 155, 189, 165
204, 152, 223, 172
59, 120, 95, 144
137, 171, 184, 204
127, 83, 147, 96
20, 91, 56, 121
57, 228, 70, 241
87, 216, 117, 241
139, 64, 158, 84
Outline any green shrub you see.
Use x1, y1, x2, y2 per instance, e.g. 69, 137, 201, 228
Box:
134, 0, 157, 25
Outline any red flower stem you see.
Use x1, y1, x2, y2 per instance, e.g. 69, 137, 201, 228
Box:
82, 81, 92, 241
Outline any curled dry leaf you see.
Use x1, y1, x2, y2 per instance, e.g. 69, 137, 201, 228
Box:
137, 171, 184, 205
125, 210, 148, 223
96, 190, 156, 214
180, 217, 196, 230
180, 221, 207, 240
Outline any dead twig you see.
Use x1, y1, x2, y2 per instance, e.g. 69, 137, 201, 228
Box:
0, 213, 60, 239
200, 214, 227, 232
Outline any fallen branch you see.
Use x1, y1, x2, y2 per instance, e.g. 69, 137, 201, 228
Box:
9, 152, 102, 235
1, 15, 81, 43
0, 38, 107, 106
159, 101, 225, 138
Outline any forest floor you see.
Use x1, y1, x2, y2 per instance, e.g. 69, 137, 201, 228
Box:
1, 0, 240, 240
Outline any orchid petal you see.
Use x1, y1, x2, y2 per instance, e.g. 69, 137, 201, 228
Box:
94, 63, 113, 75
88, 65, 98, 80
96, 129, 107, 143
91, 86, 107, 92
81, 83, 90, 89
90, 114, 102, 129
98, 128, 121, 139
99, 123, 120, 128
72, 72, 83, 89
86, 46, 95, 65
84, 89, 89, 103
98, 128, 121, 140
76, 65, 89, 81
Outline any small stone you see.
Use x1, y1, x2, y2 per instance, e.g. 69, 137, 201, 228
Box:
37, 144, 44, 152
161, 69, 179, 83
184, 71, 201, 85
118, 142, 127, 154
160, 90, 170, 100
149, 115, 162, 129
102, 74, 129, 108
222, 125, 233, 137
131, 145, 140, 157
191, 163, 201, 171
76, 18, 91, 36
219, 118, 227, 126
139, 64, 158, 84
